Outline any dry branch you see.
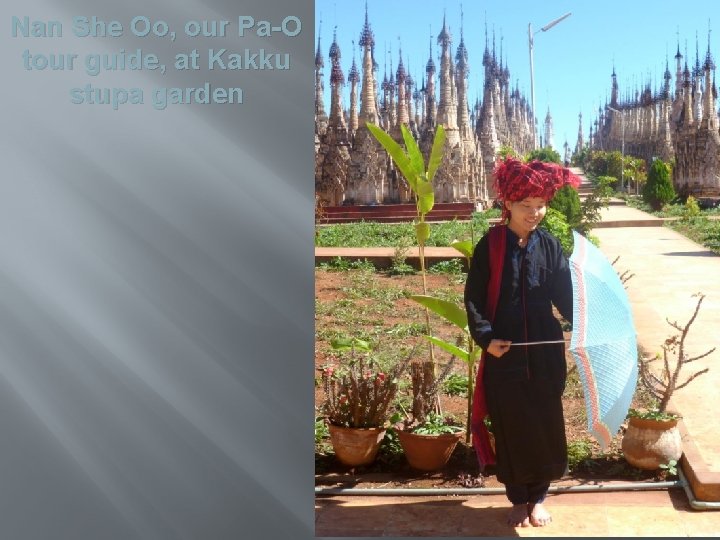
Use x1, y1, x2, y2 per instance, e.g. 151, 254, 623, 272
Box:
639, 293, 716, 413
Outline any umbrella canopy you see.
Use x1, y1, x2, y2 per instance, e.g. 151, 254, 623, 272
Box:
569, 231, 638, 449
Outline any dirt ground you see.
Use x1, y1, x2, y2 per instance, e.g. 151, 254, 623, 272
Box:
314, 268, 665, 489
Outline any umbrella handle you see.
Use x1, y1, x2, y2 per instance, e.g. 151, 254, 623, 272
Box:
509, 339, 567, 346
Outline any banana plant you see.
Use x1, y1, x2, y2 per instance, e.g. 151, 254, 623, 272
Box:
449, 239, 474, 260
367, 122, 445, 372
366, 123, 445, 291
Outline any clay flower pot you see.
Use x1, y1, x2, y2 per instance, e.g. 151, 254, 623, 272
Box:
621, 416, 682, 470
327, 424, 386, 467
397, 429, 464, 471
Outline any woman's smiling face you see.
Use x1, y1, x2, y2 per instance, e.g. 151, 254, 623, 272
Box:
505, 196, 547, 237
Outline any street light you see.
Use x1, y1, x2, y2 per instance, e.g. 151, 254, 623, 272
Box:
528, 12, 571, 148
607, 106, 626, 191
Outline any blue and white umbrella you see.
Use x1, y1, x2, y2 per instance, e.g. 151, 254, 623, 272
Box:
513, 231, 638, 448
568, 231, 638, 449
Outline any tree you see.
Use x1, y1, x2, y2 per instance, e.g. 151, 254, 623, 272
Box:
643, 158, 675, 211
586, 150, 623, 180
605, 151, 624, 181
571, 146, 591, 168
526, 147, 561, 164
549, 184, 582, 229
624, 157, 647, 194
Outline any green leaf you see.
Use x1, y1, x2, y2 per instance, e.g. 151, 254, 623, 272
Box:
415, 222, 430, 244
400, 124, 425, 179
427, 125, 446, 182
450, 239, 474, 259
416, 181, 434, 215
469, 347, 482, 363
330, 337, 371, 352
425, 336, 470, 363
410, 295, 468, 329
367, 123, 418, 192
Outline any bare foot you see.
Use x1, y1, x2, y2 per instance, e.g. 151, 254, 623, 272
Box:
507, 504, 530, 527
528, 502, 552, 527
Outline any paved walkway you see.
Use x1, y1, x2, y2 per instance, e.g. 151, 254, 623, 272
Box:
315, 489, 719, 537
315, 188, 720, 536
592, 200, 720, 502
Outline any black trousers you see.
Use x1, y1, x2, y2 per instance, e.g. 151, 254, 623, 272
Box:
504, 481, 549, 505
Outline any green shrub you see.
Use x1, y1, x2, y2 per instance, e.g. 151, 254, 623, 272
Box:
412, 412, 464, 435
682, 195, 701, 221
704, 224, 720, 252
659, 459, 678, 477
550, 185, 582, 228
586, 150, 624, 181
567, 439, 593, 472
573, 175, 614, 235
526, 147, 562, 164
315, 416, 329, 444
497, 145, 518, 159
571, 146, 590, 168
315, 217, 496, 249
428, 258, 465, 274
443, 373, 469, 397
643, 159, 675, 211
597, 175, 619, 191
317, 257, 377, 272
541, 207, 573, 256
387, 236, 416, 276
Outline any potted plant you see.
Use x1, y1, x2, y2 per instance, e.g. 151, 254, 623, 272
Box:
622, 293, 715, 469
395, 355, 465, 471
320, 337, 411, 467
396, 411, 464, 471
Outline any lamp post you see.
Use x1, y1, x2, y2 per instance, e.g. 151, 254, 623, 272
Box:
607, 106, 625, 191
528, 12, 571, 148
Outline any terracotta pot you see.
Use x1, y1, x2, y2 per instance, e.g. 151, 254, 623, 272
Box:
621, 416, 682, 470
327, 424, 386, 467
397, 429, 464, 471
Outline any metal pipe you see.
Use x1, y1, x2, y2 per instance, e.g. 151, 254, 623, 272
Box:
316, 480, 683, 497
678, 468, 720, 510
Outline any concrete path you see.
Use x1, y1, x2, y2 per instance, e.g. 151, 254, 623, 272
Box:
316, 489, 719, 537
592, 200, 720, 501
315, 185, 720, 535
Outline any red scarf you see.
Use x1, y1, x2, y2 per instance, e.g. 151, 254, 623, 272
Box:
471, 224, 506, 468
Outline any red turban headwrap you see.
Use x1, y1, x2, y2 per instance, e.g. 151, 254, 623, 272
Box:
493, 157, 581, 221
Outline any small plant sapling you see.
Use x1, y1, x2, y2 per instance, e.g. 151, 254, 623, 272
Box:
632, 292, 715, 420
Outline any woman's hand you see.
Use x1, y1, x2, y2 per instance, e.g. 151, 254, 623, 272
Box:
487, 339, 512, 357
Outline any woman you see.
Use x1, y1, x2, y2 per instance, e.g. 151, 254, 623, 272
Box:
464, 157, 579, 528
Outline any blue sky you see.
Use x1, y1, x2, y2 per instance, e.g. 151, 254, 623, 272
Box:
314, 0, 718, 154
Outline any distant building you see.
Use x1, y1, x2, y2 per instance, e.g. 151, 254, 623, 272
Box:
544, 108, 554, 150
590, 36, 720, 196
315, 7, 536, 207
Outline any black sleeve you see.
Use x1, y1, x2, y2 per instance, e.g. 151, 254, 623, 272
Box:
464, 233, 494, 349
551, 238, 574, 326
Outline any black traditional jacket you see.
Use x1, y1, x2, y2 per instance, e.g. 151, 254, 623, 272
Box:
464, 226, 574, 484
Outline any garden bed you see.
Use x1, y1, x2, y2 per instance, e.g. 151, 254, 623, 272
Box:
314, 266, 667, 489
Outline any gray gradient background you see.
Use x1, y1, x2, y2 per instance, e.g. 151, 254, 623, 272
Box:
0, 1, 313, 538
